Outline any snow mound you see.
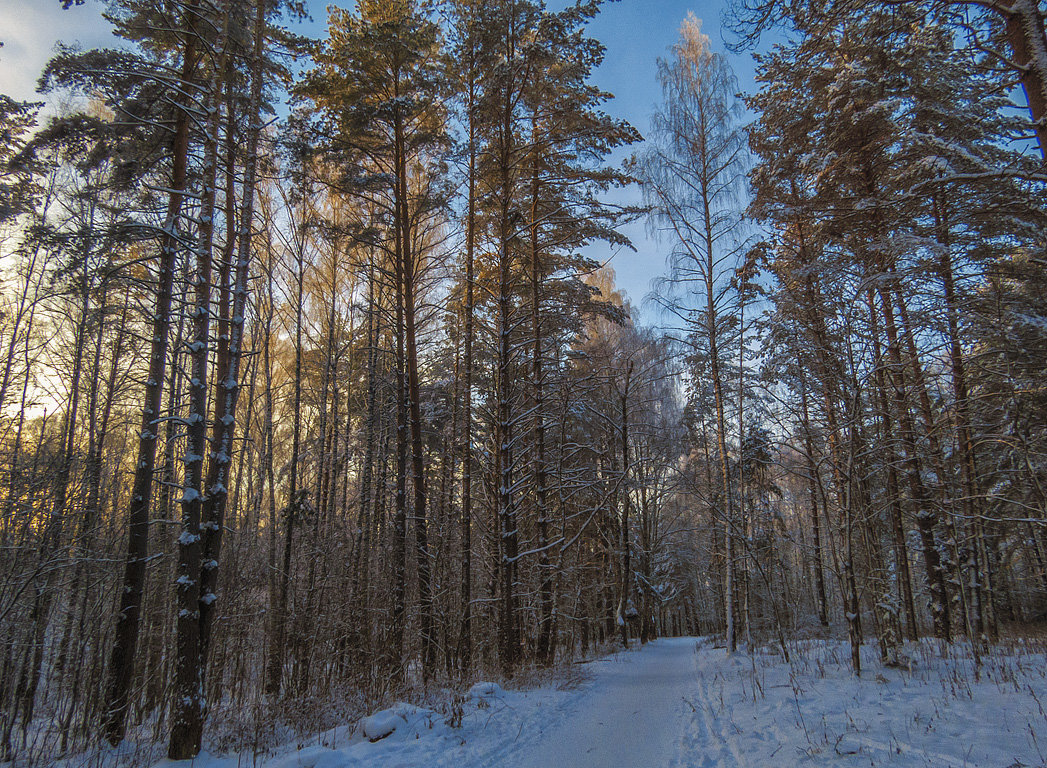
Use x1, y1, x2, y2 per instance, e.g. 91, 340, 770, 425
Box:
361, 708, 404, 742
466, 681, 504, 700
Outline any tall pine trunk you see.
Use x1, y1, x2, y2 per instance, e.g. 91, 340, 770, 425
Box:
169, 7, 227, 750
103, 1, 200, 743
199, 0, 265, 690
529, 138, 553, 665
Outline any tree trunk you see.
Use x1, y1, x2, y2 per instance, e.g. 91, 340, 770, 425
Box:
529, 137, 554, 665
459, 84, 477, 676
397, 112, 434, 680
265, 207, 305, 698
799, 379, 829, 628
616, 364, 634, 649
876, 285, 951, 642
103, 1, 199, 743
169, 10, 226, 751
198, 0, 264, 688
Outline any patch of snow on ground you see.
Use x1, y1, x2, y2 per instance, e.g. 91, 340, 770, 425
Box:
466, 681, 504, 700
360, 707, 404, 741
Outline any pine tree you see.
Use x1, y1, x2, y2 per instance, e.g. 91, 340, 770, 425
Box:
518, 0, 639, 661
726, 0, 1047, 157
43, 0, 210, 744
297, 0, 448, 680
0, 85, 38, 223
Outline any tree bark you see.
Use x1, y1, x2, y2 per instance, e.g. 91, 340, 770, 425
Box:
169, 7, 226, 750
103, 0, 199, 744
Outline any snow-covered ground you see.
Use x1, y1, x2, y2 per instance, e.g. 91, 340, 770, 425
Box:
79, 635, 1047, 767
684, 637, 1047, 767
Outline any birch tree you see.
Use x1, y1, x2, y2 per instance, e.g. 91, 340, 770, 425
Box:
639, 13, 748, 653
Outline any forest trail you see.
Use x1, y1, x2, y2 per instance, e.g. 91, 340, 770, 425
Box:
500, 636, 702, 768
139, 636, 1047, 767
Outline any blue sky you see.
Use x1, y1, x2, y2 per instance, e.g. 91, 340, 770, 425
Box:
0, 0, 761, 315
560, 0, 758, 315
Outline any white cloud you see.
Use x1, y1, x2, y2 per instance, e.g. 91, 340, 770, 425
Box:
0, 0, 114, 102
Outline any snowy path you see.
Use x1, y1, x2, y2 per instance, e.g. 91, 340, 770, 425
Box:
500, 637, 699, 768
161, 635, 1047, 768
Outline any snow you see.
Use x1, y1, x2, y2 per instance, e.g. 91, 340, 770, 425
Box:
115, 636, 1047, 768
176, 530, 200, 545
675, 637, 1047, 768
178, 489, 201, 504
466, 681, 504, 700
498, 637, 698, 768
360, 707, 404, 742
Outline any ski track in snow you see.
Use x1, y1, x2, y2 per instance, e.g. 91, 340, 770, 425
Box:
683, 645, 750, 768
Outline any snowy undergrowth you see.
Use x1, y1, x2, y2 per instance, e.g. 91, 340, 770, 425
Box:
35, 636, 1047, 768
37, 641, 611, 768
141, 647, 605, 768
685, 635, 1047, 767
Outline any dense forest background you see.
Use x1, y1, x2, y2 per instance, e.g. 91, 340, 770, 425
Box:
0, 0, 1045, 763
